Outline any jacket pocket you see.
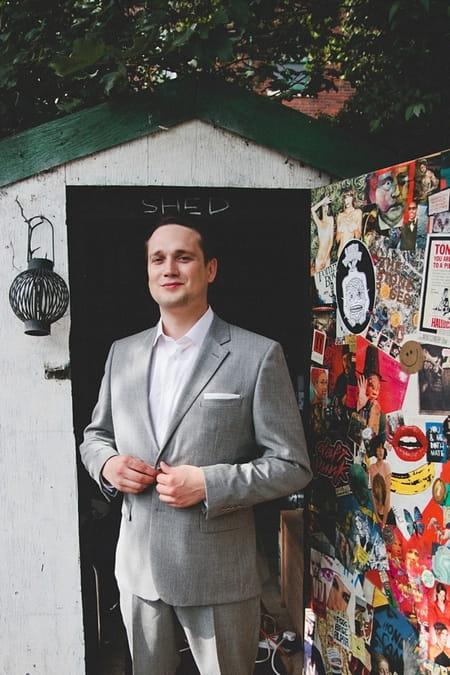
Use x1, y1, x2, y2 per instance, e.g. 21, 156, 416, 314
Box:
200, 397, 243, 408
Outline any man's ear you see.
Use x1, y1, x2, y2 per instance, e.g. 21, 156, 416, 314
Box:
207, 258, 218, 283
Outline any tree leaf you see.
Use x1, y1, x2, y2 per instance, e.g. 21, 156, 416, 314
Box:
101, 64, 127, 95
50, 38, 107, 77
405, 102, 426, 120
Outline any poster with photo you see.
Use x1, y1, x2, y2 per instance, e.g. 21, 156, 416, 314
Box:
418, 343, 450, 414
420, 235, 450, 334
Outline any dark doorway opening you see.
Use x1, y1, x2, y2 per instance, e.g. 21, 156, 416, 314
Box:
67, 186, 310, 672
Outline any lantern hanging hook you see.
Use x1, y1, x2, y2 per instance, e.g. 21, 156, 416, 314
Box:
15, 197, 55, 263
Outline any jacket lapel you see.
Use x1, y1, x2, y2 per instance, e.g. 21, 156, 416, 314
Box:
132, 327, 160, 450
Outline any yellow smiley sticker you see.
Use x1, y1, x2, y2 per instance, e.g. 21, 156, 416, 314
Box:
380, 284, 390, 299
399, 340, 424, 374
390, 312, 401, 328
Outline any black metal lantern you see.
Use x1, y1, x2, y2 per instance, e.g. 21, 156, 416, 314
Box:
9, 203, 69, 336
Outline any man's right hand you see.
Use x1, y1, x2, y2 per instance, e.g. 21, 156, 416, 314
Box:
102, 455, 159, 493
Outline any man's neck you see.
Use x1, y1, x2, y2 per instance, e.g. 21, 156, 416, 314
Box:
160, 305, 209, 340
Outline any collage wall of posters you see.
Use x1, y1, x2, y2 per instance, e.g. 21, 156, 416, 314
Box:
307, 150, 450, 675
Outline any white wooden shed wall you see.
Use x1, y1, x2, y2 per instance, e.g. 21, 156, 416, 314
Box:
1, 119, 331, 674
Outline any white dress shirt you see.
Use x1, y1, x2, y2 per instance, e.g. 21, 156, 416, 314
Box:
149, 307, 214, 447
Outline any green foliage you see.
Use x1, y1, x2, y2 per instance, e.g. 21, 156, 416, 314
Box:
0, 0, 449, 157
319, 0, 450, 157
0, 0, 341, 138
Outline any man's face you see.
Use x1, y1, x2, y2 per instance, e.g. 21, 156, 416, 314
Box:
327, 575, 351, 612
376, 173, 399, 212
366, 374, 381, 401
343, 277, 369, 326
147, 224, 217, 313
407, 203, 417, 221
342, 353, 352, 376
376, 168, 408, 228
315, 373, 328, 400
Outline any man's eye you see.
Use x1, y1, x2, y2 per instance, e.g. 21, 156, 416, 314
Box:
178, 256, 191, 262
151, 257, 163, 264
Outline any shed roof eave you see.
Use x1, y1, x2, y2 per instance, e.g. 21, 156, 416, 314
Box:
0, 76, 395, 188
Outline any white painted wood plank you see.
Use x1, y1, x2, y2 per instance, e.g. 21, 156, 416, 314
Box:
65, 135, 149, 185
65, 120, 332, 188
1, 173, 84, 674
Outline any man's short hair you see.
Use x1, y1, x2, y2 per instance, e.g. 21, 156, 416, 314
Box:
145, 214, 217, 263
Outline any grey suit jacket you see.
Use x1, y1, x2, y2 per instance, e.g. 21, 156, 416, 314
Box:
80, 314, 312, 606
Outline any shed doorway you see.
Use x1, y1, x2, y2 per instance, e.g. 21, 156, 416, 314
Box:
67, 185, 309, 672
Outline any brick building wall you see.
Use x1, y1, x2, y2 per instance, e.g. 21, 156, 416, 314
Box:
283, 79, 355, 118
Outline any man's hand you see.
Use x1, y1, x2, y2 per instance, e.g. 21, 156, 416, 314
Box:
156, 461, 206, 508
357, 374, 368, 411
102, 455, 159, 493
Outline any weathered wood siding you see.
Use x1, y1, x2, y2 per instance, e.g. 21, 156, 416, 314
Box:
1, 167, 84, 674
65, 119, 331, 188
1, 120, 330, 674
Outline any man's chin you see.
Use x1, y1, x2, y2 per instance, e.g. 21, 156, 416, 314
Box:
158, 294, 190, 310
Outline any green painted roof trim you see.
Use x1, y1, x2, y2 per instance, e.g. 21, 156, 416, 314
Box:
0, 76, 395, 187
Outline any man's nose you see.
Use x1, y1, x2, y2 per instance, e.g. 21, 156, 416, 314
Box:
390, 182, 400, 197
163, 257, 178, 275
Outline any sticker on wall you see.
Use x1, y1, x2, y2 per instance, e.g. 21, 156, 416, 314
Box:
355, 336, 410, 445
418, 343, 450, 414
311, 328, 327, 364
419, 234, 450, 334
336, 239, 375, 334
399, 340, 424, 374
313, 263, 337, 306
310, 366, 329, 437
391, 425, 428, 462
426, 422, 448, 463
429, 187, 450, 215
369, 249, 424, 341
310, 192, 335, 275
377, 164, 413, 231
413, 156, 440, 205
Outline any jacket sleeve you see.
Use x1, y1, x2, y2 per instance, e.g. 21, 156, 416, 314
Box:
79, 343, 119, 498
202, 341, 312, 519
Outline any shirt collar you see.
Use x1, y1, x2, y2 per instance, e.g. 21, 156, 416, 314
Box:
153, 306, 214, 347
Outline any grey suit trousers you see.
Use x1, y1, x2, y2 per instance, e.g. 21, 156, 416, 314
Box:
120, 590, 261, 675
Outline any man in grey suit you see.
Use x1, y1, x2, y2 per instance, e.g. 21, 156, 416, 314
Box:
80, 217, 312, 674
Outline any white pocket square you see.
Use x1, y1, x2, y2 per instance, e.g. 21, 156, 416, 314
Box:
203, 393, 241, 400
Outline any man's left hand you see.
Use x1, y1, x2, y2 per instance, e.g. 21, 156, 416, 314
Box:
156, 461, 206, 508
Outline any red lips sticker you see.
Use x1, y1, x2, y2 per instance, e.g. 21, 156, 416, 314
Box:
392, 425, 428, 462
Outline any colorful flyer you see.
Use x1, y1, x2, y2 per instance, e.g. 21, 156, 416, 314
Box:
419, 235, 450, 333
